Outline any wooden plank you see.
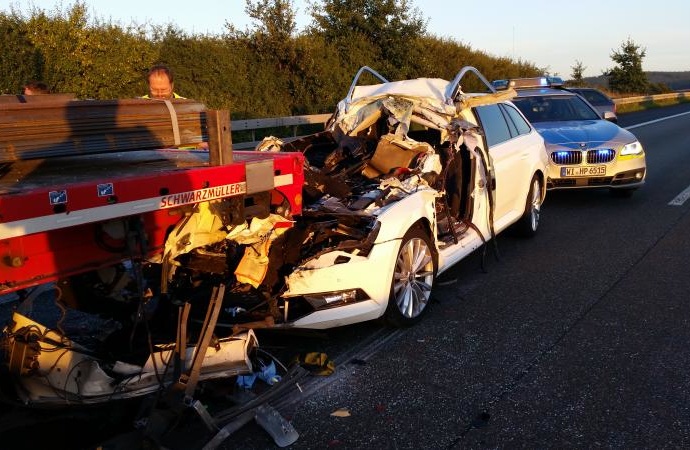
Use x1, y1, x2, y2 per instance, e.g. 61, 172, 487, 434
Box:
0, 98, 209, 162
0, 93, 77, 104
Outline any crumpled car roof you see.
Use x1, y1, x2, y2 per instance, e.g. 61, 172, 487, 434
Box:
350, 78, 452, 105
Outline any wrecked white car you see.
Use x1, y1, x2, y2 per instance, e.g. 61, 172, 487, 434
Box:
1, 66, 547, 406
267, 66, 549, 328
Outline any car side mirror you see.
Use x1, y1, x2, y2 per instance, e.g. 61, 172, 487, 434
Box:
603, 111, 618, 123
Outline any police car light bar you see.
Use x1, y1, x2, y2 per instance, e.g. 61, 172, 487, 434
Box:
492, 76, 564, 90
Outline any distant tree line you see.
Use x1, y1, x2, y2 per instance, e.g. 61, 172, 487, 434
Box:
0, 0, 543, 119
2, 1, 666, 119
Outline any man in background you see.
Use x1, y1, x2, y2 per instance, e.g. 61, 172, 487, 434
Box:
23, 81, 50, 95
143, 64, 184, 100
143, 64, 208, 149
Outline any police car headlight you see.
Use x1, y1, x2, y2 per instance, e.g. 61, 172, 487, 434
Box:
620, 141, 644, 156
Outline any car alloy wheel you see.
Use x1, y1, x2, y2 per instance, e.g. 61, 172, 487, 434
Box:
385, 226, 436, 327
514, 175, 542, 237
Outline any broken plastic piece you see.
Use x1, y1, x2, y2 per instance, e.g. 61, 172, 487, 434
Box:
5, 312, 257, 405
257, 360, 281, 386
229, 214, 291, 288
330, 408, 351, 418
294, 352, 335, 376
255, 404, 299, 447
236, 359, 280, 389
236, 373, 257, 389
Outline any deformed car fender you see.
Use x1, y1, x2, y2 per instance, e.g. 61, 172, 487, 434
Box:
282, 190, 438, 312
283, 239, 400, 303
371, 188, 438, 244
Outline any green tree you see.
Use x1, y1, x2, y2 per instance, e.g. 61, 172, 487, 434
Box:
409, 35, 541, 92
0, 8, 36, 94
605, 38, 649, 94
0, 0, 550, 118
3, 2, 155, 99
221, 1, 301, 117
290, 32, 376, 113
308, 0, 427, 80
240, 0, 297, 70
570, 60, 586, 86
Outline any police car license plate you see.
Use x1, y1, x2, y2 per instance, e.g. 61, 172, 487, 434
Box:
561, 166, 606, 177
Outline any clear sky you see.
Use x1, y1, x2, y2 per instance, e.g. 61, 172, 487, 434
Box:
6, 0, 689, 78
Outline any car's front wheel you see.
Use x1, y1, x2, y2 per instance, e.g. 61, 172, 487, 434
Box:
384, 226, 437, 327
513, 175, 542, 237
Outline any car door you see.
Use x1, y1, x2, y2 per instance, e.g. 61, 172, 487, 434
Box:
473, 103, 530, 225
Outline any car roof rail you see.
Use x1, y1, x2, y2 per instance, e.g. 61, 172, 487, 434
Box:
343, 66, 498, 112
344, 66, 389, 112
446, 66, 496, 101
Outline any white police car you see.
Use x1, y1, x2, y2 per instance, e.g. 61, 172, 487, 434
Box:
494, 76, 646, 197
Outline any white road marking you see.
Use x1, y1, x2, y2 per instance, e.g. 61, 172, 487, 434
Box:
624, 110, 690, 130
669, 184, 690, 206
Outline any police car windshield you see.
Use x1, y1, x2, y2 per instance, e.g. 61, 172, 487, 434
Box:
512, 95, 601, 123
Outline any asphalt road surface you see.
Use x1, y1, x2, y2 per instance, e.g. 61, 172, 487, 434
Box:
217, 103, 690, 449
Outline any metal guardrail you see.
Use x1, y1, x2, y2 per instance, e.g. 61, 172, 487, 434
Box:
231, 92, 690, 150
231, 113, 332, 131
614, 91, 690, 105
231, 113, 332, 149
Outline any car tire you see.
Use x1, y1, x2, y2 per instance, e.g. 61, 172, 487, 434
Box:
384, 225, 437, 327
513, 175, 542, 237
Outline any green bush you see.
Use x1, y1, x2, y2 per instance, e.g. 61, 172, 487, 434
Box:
0, 1, 542, 118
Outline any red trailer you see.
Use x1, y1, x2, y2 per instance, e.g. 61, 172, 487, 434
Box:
0, 97, 305, 406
